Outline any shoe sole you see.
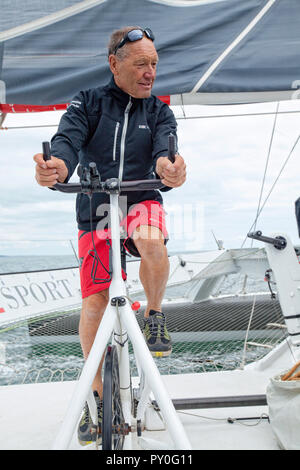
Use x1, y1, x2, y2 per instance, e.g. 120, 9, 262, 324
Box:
151, 348, 172, 357
78, 434, 102, 447
78, 438, 94, 446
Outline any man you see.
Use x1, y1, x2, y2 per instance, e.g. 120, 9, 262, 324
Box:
34, 26, 186, 446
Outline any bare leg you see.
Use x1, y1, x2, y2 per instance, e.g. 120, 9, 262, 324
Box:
79, 289, 109, 397
78, 225, 169, 395
132, 225, 169, 317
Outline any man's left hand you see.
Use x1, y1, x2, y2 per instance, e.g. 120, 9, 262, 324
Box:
155, 154, 186, 188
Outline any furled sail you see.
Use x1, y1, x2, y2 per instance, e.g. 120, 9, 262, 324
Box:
0, 0, 300, 113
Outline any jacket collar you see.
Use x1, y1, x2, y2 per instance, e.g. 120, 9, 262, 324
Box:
107, 76, 142, 109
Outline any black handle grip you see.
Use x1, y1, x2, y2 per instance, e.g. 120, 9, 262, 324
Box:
168, 133, 176, 163
247, 231, 287, 250
42, 141, 51, 161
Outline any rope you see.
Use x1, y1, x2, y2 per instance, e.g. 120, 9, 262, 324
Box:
177, 410, 269, 427
241, 130, 300, 248
250, 102, 280, 245
240, 295, 256, 369
281, 360, 300, 381
0, 124, 58, 130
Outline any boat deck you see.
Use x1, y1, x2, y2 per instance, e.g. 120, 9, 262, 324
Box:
0, 368, 280, 450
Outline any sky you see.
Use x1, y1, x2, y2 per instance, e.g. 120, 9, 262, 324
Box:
1, 99, 300, 256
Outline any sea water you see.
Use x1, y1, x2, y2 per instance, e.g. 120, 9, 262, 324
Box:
0, 254, 78, 274
0, 255, 280, 386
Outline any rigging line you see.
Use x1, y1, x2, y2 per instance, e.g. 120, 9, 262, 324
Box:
177, 410, 269, 426
2, 109, 300, 131
241, 131, 300, 249
0, 113, 6, 127
180, 94, 186, 119
0, 238, 77, 242
1, 124, 58, 130
250, 102, 280, 247
240, 295, 256, 369
175, 109, 300, 120
286, 336, 297, 364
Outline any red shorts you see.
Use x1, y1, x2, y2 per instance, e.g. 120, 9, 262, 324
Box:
78, 200, 168, 299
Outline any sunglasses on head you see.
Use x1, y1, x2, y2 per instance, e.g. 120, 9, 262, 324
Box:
114, 28, 155, 54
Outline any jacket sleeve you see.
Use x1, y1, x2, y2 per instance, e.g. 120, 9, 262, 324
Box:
50, 92, 90, 181
152, 102, 178, 192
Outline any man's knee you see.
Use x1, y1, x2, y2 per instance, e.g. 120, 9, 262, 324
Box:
133, 226, 167, 259
81, 289, 109, 320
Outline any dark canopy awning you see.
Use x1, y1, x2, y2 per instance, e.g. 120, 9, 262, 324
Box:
1, 0, 300, 111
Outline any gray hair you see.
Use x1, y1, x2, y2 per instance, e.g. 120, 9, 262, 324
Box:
107, 25, 142, 60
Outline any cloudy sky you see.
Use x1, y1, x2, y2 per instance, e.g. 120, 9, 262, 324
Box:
1, 98, 300, 256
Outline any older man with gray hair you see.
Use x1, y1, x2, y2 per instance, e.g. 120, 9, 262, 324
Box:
34, 25, 186, 446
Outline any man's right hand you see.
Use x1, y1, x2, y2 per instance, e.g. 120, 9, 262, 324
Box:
33, 154, 68, 187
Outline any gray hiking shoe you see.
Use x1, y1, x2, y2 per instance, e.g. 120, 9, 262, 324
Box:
143, 310, 172, 357
77, 391, 103, 446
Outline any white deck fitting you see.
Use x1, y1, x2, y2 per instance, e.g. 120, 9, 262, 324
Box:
0, 369, 280, 450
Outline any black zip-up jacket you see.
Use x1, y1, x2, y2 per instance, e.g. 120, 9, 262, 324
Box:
50, 76, 177, 231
